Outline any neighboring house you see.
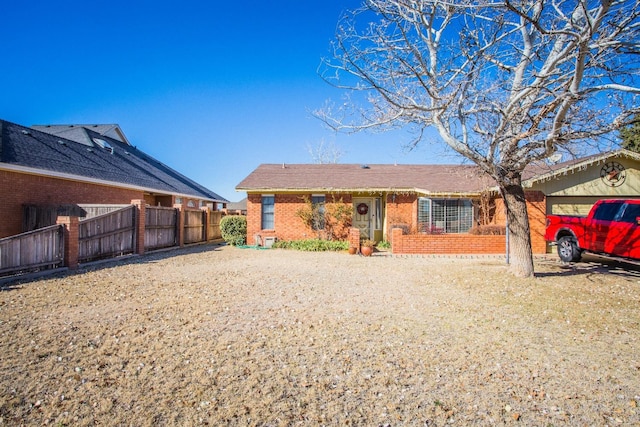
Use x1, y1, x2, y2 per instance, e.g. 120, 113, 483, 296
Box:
224, 198, 247, 215
0, 119, 228, 238
236, 149, 640, 254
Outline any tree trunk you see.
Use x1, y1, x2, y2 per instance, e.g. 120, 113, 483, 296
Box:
500, 182, 535, 278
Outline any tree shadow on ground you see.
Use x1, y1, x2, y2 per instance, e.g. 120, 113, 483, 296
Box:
536, 253, 640, 279
0, 242, 227, 290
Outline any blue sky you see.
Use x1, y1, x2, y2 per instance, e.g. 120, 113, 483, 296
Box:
1, 0, 450, 202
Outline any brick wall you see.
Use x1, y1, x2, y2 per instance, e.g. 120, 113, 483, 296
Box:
0, 170, 144, 238
246, 192, 353, 244
391, 227, 507, 254
385, 193, 417, 232
493, 191, 547, 254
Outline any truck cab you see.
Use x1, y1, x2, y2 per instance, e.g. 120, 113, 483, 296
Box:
545, 199, 640, 262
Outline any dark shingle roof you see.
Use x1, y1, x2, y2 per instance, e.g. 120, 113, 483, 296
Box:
0, 119, 227, 202
236, 163, 495, 195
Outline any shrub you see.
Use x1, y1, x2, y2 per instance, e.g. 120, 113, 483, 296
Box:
377, 240, 391, 250
220, 215, 247, 246
468, 225, 507, 235
295, 196, 353, 240
272, 239, 348, 252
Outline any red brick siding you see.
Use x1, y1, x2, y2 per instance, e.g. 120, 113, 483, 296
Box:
0, 170, 144, 238
246, 193, 353, 243
526, 191, 547, 254
385, 193, 417, 233
493, 191, 547, 254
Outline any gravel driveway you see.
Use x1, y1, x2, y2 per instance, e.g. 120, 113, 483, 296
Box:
1, 244, 639, 426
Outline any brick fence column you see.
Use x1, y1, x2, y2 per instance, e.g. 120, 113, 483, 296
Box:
56, 216, 79, 269
174, 204, 184, 247
391, 227, 404, 254
131, 199, 146, 255
201, 206, 211, 242
348, 228, 361, 251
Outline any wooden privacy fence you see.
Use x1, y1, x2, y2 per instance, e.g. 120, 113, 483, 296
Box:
78, 205, 136, 263
209, 211, 222, 240
0, 225, 64, 277
3, 200, 226, 277
145, 206, 177, 250
184, 209, 205, 244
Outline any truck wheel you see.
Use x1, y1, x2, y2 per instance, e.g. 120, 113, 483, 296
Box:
557, 236, 581, 262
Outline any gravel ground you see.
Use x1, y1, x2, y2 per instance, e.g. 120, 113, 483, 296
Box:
1, 244, 639, 426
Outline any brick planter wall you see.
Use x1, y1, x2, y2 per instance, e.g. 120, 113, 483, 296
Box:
391, 227, 507, 255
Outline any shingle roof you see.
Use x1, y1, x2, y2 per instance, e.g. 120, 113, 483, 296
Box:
31, 124, 131, 146
236, 163, 495, 195
0, 119, 227, 202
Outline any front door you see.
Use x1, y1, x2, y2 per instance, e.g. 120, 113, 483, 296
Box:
353, 198, 373, 240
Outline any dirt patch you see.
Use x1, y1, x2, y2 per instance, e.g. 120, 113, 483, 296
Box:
1, 246, 639, 426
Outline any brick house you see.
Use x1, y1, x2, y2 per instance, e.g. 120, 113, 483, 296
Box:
236, 149, 640, 255
0, 119, 228, 238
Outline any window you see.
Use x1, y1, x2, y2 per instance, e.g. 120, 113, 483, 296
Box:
593, 201, 624, 221
618, 203, 640, 223
418, 198, 473, 233
311, 195, 325, 230
261, 196, 275, 229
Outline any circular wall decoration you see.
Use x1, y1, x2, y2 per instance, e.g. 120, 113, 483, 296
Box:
600, 161, 626, 187
357, 203, 369, 215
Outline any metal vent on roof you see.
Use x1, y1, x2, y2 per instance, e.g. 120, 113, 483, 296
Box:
58, 140, 67, 146
361, 164, 370, 169
93, 138, 115, 154
21, 130, 31, 135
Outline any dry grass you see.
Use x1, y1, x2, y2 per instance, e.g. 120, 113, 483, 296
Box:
1, 245, 639, 426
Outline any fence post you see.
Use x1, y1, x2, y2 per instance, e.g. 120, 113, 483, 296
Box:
56, 216, 79, 269
174, 204, 184, 247
201, 206, 210, 242
131, 200, 146, 255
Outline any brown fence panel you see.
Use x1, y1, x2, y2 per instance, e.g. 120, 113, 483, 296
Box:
0, 225, 64, 277
79, 205, 136, 263
78, 204, 130, 219
145, 206, 177, 250
183, 209, 205, 244
209, 211, 222, 240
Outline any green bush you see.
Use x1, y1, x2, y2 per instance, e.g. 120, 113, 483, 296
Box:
272, 239, 348, 252
377, 240, 391, 249
220, 215, 247, 246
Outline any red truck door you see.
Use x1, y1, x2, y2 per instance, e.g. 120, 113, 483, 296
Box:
608, 202, 640, 259
588, 201, 625, 254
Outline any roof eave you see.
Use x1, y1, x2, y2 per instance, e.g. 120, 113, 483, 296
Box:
522, 149, 640, 188
1, 163, 222, 203
237, 186, 483, 197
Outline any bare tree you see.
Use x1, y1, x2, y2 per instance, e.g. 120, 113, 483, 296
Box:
317, 0, 640, 277
306, 138, 345, 163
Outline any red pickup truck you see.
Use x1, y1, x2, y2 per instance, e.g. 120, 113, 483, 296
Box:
544, 199, 640, 262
